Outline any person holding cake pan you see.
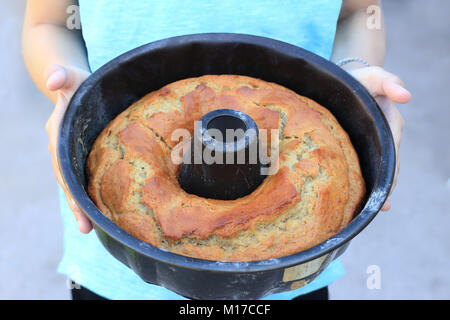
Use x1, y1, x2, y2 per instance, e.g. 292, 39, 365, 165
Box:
22, 0, 410, 300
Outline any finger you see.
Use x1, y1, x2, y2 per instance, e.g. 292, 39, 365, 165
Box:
67, 195, 93, 234
351, 66, 411, 104
375, 96, 403, 198
47, 96, 93, 234
50, 92, 70, 128
64, 189, 92, 233
75, 208, 93, 234
45, 65, 68, 91
381, 199, 391, 211
383, 79, 411, 104
50, 151, 82, 221
44, 64, 90, 96
55, 156, 93, 233
375, 96, 404, 146
52, 149, 93, 234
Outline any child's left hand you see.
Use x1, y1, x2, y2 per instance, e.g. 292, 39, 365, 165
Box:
350, 66, 411, 211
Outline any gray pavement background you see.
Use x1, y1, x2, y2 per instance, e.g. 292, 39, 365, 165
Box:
0, 0, 449, 299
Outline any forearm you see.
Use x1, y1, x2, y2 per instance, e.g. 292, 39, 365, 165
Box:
22, 4, 89, 103
331, 2, 385, 69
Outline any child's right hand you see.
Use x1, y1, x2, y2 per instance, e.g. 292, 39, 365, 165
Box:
44, 64, 92, 234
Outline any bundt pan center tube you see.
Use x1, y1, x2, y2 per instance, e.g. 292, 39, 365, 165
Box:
178, 108, 266, 200
58, 33, 395, 299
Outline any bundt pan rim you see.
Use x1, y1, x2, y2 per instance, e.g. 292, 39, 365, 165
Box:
58, 33, 395, 297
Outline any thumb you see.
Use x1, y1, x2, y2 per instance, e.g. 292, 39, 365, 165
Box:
44, 64, 90, 94
350, 66, 411, 104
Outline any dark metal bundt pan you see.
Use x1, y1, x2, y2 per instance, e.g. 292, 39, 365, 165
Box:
58, 33, 395, 299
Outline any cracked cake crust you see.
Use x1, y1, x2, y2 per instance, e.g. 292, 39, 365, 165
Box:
86, 75, 365, 261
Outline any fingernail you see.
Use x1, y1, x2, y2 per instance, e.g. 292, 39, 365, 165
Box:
392, 83, 410, 95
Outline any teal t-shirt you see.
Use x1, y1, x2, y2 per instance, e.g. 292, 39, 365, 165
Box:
58, 0, 344, 300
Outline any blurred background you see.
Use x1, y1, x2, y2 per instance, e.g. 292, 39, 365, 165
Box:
0, 0, 449, 299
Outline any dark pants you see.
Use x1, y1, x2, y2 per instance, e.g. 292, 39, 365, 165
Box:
71, 285, 329, 300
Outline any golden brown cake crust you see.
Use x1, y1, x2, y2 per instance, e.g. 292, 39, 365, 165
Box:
86, 75, 365, 261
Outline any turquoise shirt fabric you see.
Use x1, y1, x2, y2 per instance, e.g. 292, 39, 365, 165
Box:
58, 0, 344, 299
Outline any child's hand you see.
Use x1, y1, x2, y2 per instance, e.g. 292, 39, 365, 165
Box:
44, 64, 92, 233
349, 66, 411, 211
